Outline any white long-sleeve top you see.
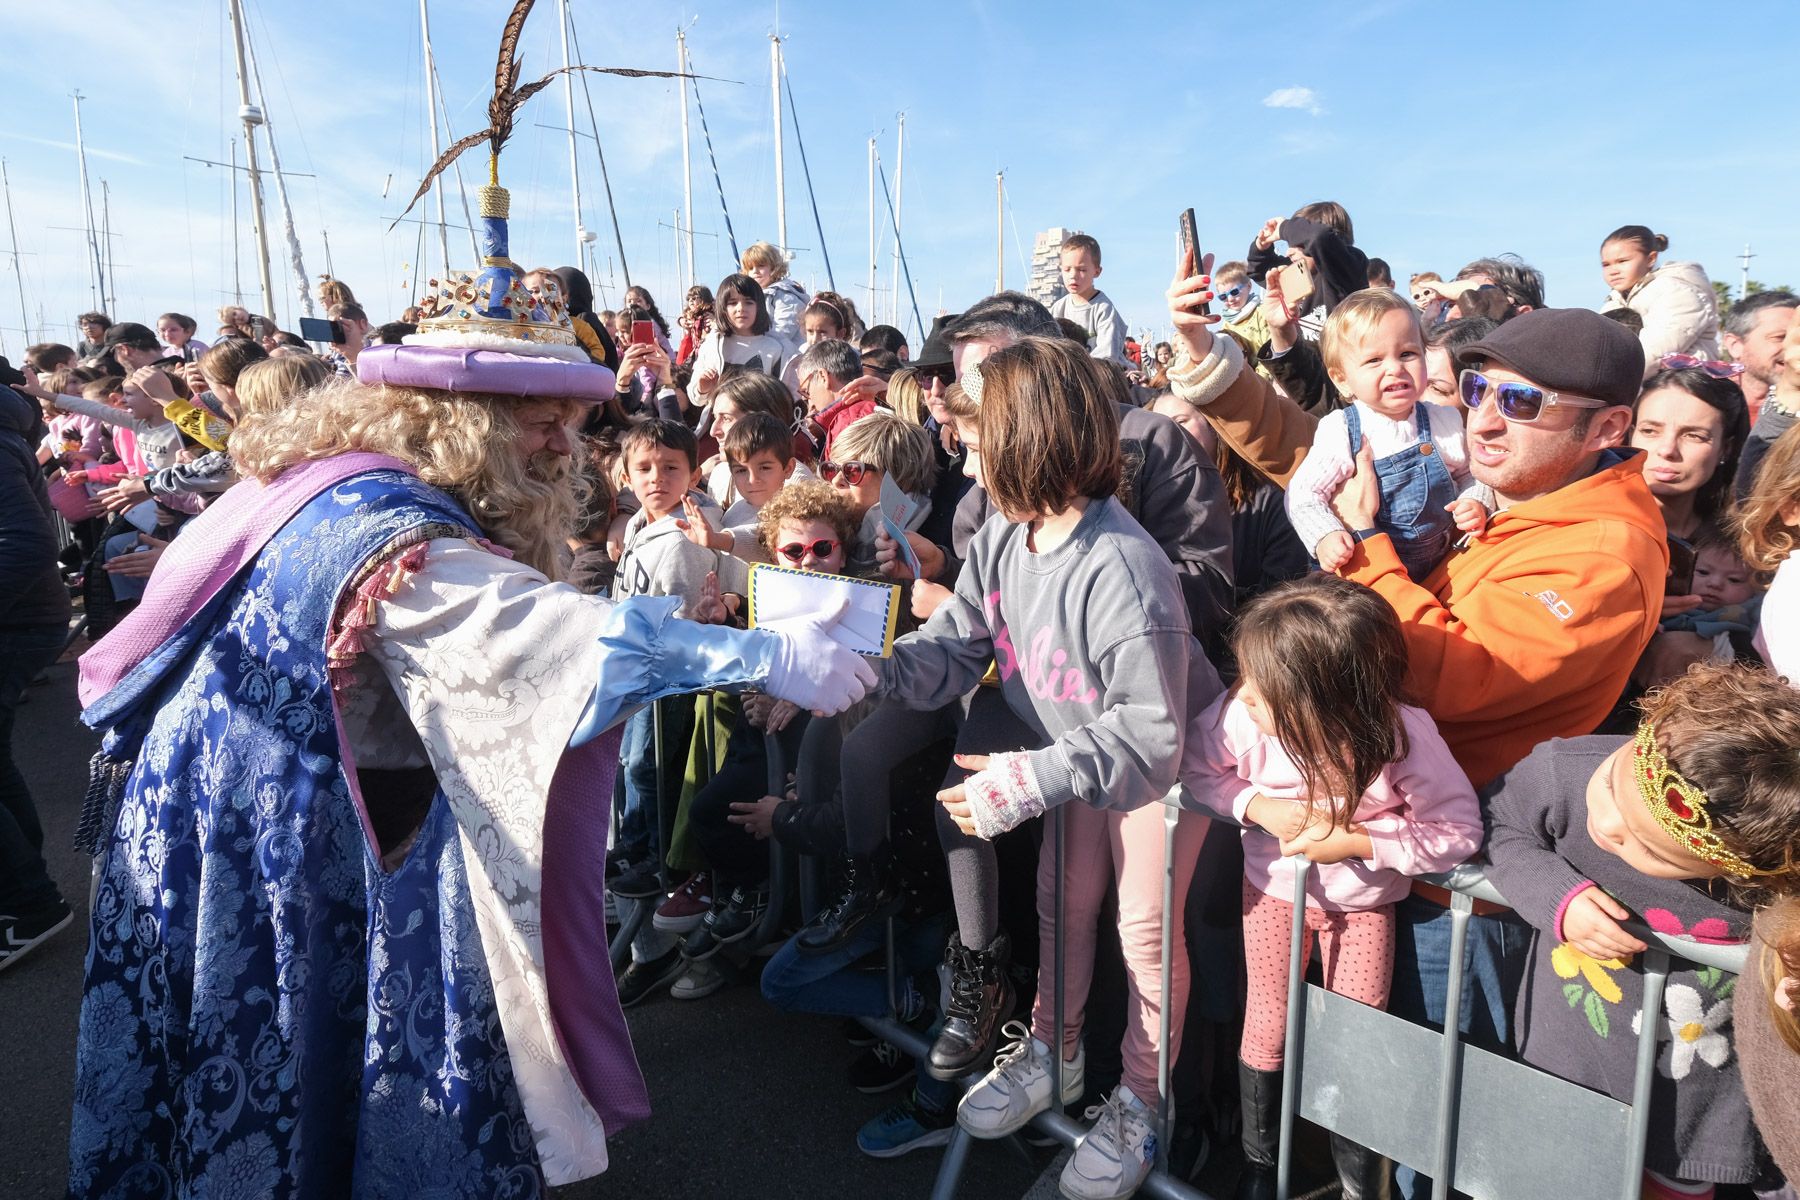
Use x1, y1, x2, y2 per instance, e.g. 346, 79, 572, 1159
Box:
1284, 399, 1482, 557
1602, 261, 1722, 379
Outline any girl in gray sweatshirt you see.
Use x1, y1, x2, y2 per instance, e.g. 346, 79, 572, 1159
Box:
877, 337, 1222, 1197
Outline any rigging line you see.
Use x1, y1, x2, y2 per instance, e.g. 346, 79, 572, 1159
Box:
243, 14, 313, 321
687, 65, 739, 265
780, 68, 833, 291
565, 13, 631, 288
428, 54, 481, 265
872, 152, 923, 345
1000, 179, 1031, 292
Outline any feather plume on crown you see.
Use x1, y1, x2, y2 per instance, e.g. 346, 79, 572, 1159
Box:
391, 0, 702, 227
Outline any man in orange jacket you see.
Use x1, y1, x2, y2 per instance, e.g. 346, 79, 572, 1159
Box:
1166, 276, 1665, 1200
1329, 311, 1665, 785
1164, 286, 1664, 788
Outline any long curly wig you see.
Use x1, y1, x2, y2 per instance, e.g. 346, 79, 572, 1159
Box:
229, 376, 587, 578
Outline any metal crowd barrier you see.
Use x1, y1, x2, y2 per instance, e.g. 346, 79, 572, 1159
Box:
889, 791, 1749, 1200
605, 713, 1751, 1200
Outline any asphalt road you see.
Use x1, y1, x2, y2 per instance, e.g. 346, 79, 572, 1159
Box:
0, 659, 1042, 1199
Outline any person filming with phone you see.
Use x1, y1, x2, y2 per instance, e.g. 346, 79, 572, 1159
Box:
321, 302, 371, 377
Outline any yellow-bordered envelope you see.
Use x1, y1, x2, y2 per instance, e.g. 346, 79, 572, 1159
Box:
746, 563, 901, 658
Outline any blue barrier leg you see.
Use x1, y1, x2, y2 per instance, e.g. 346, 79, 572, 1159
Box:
1621, 949, 1669, 1200
1276, 858, 1312, 1200
930, 1127, 976, 1200
1430, 891, 1472, 1199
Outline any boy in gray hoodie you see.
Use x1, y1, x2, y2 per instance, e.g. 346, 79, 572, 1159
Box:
610, 420, 726, 915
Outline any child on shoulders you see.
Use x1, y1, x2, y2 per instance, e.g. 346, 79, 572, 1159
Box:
1049, 233, 1128, 366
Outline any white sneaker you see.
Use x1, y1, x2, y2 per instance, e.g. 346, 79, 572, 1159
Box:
670, 957, 728, 1000
1059, 1084, 1157, 1200
956, 1020, 1085, 1139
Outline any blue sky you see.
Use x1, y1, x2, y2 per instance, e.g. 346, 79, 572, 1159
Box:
3, 0, 1796, 357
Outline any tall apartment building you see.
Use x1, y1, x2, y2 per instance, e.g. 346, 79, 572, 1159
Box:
1027, 227, 1068, 306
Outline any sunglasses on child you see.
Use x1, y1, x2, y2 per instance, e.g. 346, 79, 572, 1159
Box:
1658, 353, 1746, 379
820, 460, 875, 486
1457, 369, 1608, 424
776, 538, 841, 564
1216, 283, 1249, 303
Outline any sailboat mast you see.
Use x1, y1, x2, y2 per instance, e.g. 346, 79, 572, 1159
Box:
771, 35, 787, 252
558, 0, 587, 274
867, 138, 876, 313
70, 92, 104, 310
418, 0, 451, 279
995, 171, 1004, 293
892, 113, 904, 328
677, 30, 695, 294
100, 180, 116, 313
227, 0, 277, 323
2, 159, 29, 349
228, 138, 243, 305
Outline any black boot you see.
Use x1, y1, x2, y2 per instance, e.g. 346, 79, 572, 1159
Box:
925, 930, 1012, 1081
1236, 1061, 1282, 1200
1329, 1133, 1391, 1200
795, 847, 902, 956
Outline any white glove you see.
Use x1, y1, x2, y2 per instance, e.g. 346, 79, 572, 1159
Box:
760, 596, 879, 715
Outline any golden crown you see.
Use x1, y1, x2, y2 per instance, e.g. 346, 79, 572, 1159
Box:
1633, 721, 1771, 880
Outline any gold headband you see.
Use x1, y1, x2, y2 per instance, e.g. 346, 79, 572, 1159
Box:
1633, 721, 1772, 880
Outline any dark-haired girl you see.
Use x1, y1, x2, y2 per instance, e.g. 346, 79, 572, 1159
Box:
1600, 225, 1723, 374
1184, 572, 1481, 1200
690, 273, 785, 402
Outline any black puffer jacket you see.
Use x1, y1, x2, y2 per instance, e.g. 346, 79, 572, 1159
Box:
0, 385, 72, 631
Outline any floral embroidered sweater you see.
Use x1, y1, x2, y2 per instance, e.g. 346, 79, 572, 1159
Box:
875, 495, 1223, 836
1483, 736, 1758, 1185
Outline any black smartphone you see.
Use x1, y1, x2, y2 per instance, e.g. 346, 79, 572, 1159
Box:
299, 316, 346, 344
151, 355, 183, 369
1179, 208, 1209, 316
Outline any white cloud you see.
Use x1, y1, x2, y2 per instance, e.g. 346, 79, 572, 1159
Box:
1262, 87, 1324, 117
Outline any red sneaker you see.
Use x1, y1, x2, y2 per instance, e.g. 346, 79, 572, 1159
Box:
652, 871, 713, 933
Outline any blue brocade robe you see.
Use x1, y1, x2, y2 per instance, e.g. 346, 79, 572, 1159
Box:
70, 468, 780, 1198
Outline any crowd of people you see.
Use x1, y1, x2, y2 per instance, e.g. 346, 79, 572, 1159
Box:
3, 196, 1799, 1200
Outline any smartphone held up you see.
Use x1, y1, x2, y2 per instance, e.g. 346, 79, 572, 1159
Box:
1178, 208, 1209, 317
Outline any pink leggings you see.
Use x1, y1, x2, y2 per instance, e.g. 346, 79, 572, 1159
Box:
1239, 880, 1395, 1072
1030, 800, 1209, 1103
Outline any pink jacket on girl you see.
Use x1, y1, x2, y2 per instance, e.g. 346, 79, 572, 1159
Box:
1183, 694, 1482, 911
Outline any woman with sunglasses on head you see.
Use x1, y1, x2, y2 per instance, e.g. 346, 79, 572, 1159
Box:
1584, 362, 1757, 725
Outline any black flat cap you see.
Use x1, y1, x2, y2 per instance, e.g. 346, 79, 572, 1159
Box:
1457, 308, 1645, 409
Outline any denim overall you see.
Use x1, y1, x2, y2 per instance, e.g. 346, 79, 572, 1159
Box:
1346, 403, 1458, 581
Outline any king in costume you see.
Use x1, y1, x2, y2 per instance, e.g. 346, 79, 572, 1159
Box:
64, 55, 874, 1196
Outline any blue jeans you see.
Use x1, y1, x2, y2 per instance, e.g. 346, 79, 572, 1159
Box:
1388, 890, 1533, 1200
615, 705, 659, 865
763, 913, 955, 1113
0, 627, 67, 914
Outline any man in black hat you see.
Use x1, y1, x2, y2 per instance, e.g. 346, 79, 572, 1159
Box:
98, 322, 167, 375
1167, 278, 1668, 1200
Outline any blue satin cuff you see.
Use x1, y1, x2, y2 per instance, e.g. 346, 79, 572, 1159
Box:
569, 596, 779, 746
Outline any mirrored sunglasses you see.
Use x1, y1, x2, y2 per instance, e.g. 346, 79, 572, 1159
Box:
1457, 369, 1608, 424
